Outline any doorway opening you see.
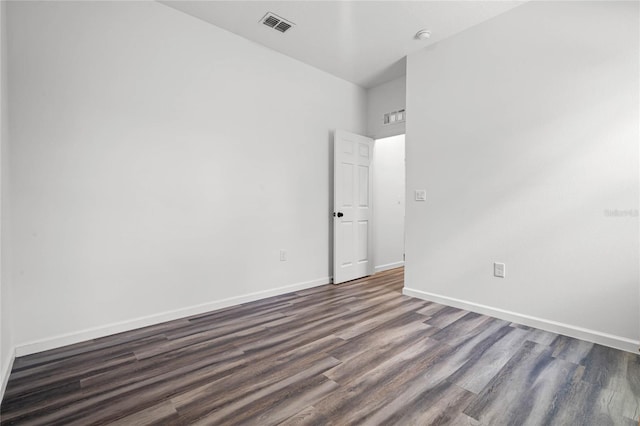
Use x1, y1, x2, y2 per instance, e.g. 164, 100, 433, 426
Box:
372, 134, 406, 274
332, 130, 405, 284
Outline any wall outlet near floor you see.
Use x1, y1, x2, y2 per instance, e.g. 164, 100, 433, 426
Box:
494, 262, 505, 278
280, 250, 287, 261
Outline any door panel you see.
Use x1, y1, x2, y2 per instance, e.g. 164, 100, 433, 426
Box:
357, 221, 368, 262
333, 130, 374, 284
358, 166, 369, 206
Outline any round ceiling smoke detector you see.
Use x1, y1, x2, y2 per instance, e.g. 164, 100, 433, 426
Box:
415, 30, 432, 40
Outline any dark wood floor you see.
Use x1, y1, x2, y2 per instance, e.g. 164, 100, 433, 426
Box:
1, 268, 639, 425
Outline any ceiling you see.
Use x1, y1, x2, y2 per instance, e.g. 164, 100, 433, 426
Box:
161, 1, 524, 88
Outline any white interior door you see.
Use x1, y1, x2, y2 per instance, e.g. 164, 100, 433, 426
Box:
333, 130, 374, 284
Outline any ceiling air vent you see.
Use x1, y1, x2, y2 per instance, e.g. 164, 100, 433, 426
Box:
260, 12, 294, 33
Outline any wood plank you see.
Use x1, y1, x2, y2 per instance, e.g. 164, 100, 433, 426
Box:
1, 267, 639, 425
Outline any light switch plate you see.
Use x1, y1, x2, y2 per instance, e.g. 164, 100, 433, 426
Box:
415, 190, 427, 201
494, 262, 505, 278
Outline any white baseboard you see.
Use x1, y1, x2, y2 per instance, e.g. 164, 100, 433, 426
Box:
15, 276, 331, 357
375, 261, 405, 273
403, 287, 640, 354
1, 346, 16, 404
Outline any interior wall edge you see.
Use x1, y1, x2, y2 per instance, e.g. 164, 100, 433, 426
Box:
403, 287, 640, 354
0, 345, 15, 404
14, 276, 331, 357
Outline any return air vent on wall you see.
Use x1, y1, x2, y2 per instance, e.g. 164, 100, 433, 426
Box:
260, 12, 294, 33
384, 109, 406, 125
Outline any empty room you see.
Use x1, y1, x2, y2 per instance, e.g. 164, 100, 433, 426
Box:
0, 0, 638, 424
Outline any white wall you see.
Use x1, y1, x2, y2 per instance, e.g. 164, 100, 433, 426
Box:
404, 1, 639, 351
366, 76, 406, 139
7, 1, 366, 352
0, 0, 13, 396
373, 135, 405, 272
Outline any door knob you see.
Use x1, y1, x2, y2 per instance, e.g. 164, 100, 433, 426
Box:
334, 212, 344, 218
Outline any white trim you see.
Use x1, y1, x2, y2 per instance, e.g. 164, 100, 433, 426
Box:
15, 276, 331, 357
403, 287, 640, 354
375, 261, 405, 274
1, 346, 16, 404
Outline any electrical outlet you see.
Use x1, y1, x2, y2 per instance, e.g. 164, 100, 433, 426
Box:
280, 250, 287, 262
494, 262, 505, 278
